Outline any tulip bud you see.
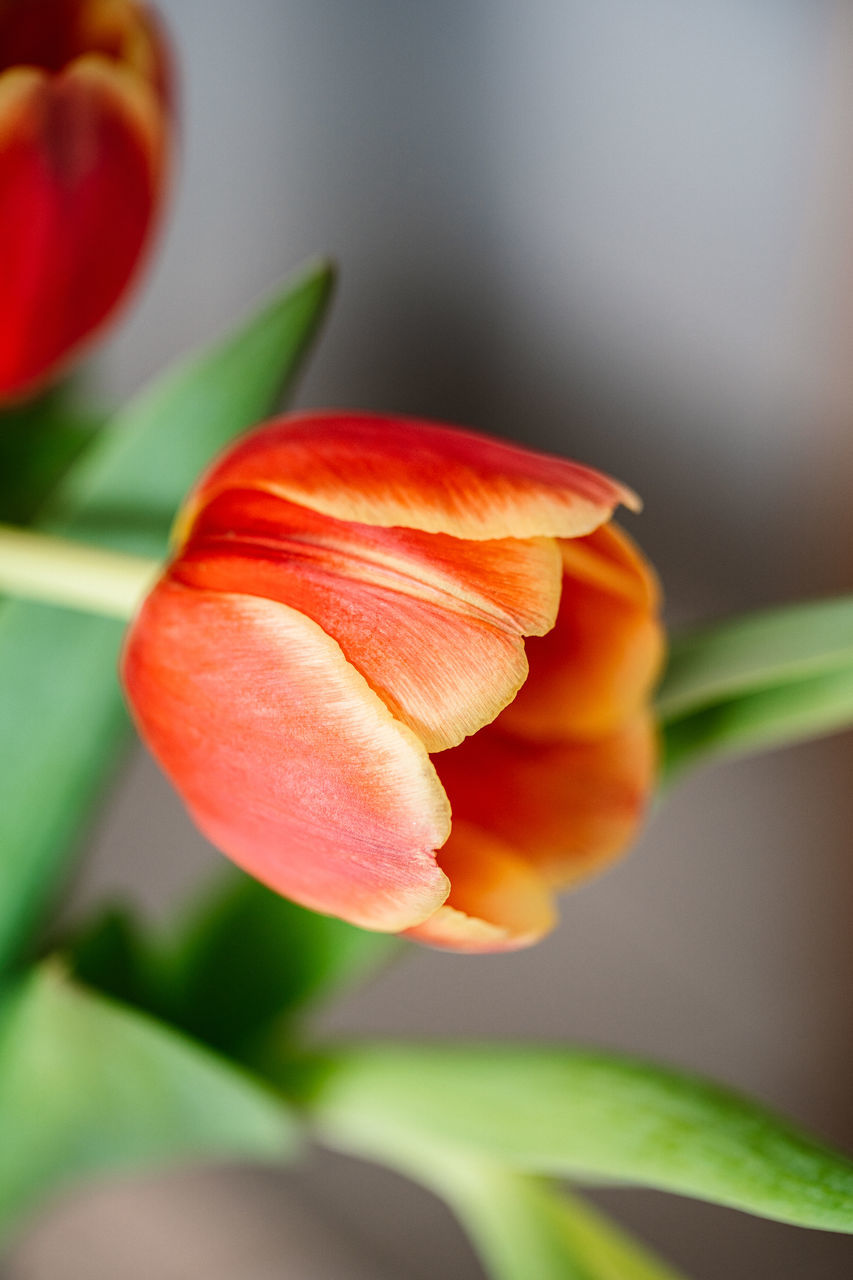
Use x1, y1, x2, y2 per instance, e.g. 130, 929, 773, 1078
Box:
122, 413, 664, 952
0, 0, 172, 400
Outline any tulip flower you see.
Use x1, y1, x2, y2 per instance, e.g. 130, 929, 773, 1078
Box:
122, 413, 664, 952
0, 0, 171, 401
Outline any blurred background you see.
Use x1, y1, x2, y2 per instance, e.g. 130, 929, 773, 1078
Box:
6, 0, 853, 1275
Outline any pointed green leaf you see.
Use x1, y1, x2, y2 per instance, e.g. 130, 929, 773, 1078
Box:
297, 1043, 853, 1234
0, 965, 296, 1243
657, 597, 853, 721
656, 596, 853, 777
0, 261, 334, 973
662, 664, 853, 781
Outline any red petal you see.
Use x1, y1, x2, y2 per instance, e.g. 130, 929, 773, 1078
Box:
436, 715, 658, 889
0, 0, 170, 101
499, 524, 665, 742
181, 412, 639, 543
176, 489, 563, 752
404, 823, 557, 953
122, 579, 451, 931
0, 55, 166, 399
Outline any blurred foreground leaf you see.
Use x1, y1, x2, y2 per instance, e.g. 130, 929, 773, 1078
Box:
449, 1177, 688, 1280
68, 874, 400, 1060
658, 597, 853, 778
379, 1143, 687, 1280
0, 386, 100, 524
162, 873, 401, 1058
0, 261, 334, 973
296, 1043, 853, 1234
0, 965, 295, 1244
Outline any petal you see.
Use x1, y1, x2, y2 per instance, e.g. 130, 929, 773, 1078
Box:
180, 412, 639, 543
176, 489, 563, 752
0, 0, 170, 102
403, 823, 557, 953
499, 524, 665, 742
0, 55, 165, 399
122, 579, 452, 931
436, 715, 658, 889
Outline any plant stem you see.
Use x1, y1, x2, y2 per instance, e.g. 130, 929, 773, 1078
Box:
0, 524, 159, 620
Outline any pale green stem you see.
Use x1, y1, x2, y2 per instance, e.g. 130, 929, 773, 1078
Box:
0, 524, 160, 621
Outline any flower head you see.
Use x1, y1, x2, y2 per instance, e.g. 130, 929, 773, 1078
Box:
0, 0, 172, 400
122, 413, 664, 952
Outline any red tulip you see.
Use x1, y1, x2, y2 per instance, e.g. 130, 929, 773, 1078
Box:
122, 413, 664, 952
0, 0, 171, 401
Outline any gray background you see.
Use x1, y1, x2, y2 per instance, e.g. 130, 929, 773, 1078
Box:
7, 1, 853, 1276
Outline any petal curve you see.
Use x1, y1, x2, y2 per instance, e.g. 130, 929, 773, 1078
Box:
404, 823, 557, 952
176, 489, 563, 752
436, 715, 657, 889
180, 412, 639, 543
122, 579, 452, 931
500, 524, 665, 742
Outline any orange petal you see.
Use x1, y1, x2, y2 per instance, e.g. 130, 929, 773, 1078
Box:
175, 489, 563, 752
499, 524, 665, 742
436, 716, 658, 889
180, 412, 639, 543
122, 579, 452, 932
404, 823, 557, 952
0, 53, 166, 399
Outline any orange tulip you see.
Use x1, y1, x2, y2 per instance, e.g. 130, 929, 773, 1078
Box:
122, 413, 664, 952
0, 0, 171, 401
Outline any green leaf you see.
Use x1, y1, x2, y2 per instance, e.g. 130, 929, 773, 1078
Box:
65, 874, 401, 1061
0, 261, 335, 973
657, 597, 853, 777
661, 665, 853, 781
470, 1180, 688, 1280
657, 597, 853, 721
161, 872, 401, 1059
444, 1168, 687, 1280
295, 1043, 853, 1234
0, 965, 296, 1243
65, 905, 167, 1015
369, 1136, 687, 1280
0, 385, 100, 524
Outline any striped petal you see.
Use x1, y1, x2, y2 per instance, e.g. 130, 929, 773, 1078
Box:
180, 412, 639, 543
122, 579, 452, 931
176, 489, 563, 752
436, 715, 658, 889
404, 823, 557, 953
0, 44, 166, 398
499, 524, 665, 742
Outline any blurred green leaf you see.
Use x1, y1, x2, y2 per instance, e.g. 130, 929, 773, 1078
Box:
0, 261, 335, 974
439, 1166, 688, 1280
662, 665, 853, 781
657, 597, 853, 778
295, 1043, 853, 1234
65, 905, 166, 1014
366, 1130, 687, 1280
162, 872, 401, 1059
657, 597, 853, 721
0, 965, 296, 1244
0, 386, 100, 524
65, 874, 400, 1061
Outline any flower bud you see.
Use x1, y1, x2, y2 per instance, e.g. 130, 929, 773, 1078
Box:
123, 413, 664, 952
0, 0, 172, 400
